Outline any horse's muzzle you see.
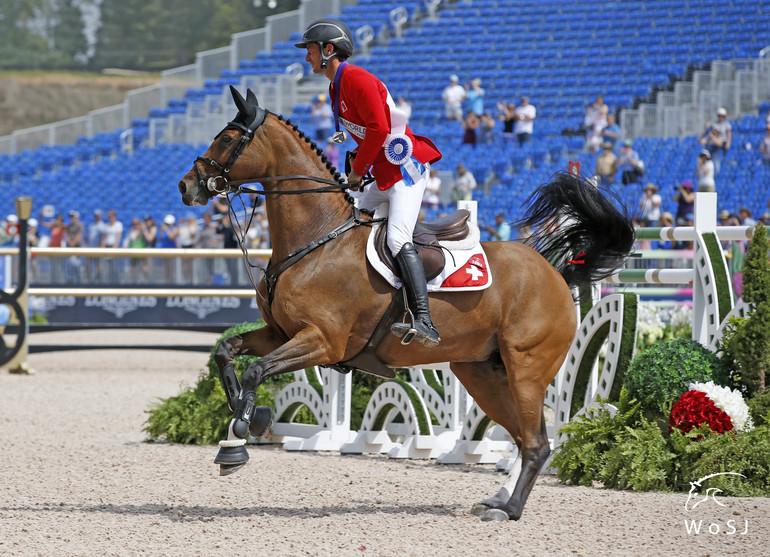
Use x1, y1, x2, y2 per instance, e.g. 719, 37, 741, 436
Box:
178, 179, 205, 206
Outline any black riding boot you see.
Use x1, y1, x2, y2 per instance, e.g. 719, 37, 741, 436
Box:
391, 242, 440, 348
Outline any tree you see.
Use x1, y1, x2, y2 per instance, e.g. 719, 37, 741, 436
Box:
730, 223, 770, 393
51, 0, 88, 65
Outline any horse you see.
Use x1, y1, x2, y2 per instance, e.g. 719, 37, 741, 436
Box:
177, 87, 635, 521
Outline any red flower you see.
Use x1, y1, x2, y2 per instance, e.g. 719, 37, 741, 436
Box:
669, 390, 734, 436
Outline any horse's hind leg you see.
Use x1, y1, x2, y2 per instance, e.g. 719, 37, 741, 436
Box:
451, 346, 557, 521
490, 345, 562, 521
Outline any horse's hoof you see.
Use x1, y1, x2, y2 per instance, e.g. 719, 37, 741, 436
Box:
249, 406, 273, 438
481, 508, 510, 522
219, 462, 247, 476
469, 503, 490, 517
214, 443, 249, 466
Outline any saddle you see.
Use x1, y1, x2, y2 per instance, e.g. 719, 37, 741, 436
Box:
373, 209, 472, 280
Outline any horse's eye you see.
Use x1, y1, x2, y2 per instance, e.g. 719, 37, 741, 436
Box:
220, 134, 233, 144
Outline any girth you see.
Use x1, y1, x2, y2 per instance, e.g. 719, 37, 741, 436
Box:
374, 209, 471, 281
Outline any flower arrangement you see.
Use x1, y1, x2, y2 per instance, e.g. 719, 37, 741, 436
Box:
637, 303, 665, 346
670, 381, 753, 435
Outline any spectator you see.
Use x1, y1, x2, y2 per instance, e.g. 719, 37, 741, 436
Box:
738, 207, 757, 226
87, 210, 106, 247
64, 210, 85, 283
759, 123, 770, 165
673, 180, 695, 226
461, 111, 479, 146
696, 149, 715, 192
452, 163, 477, 202
441, 74, 466, 121
484, 212, 511, 241
65, 210, 84, 247
583, 95, 608, 152
595, 141, 618, 187
618, 139, 644, 185
196, 212, 222, 284
86, 209, 106, 281
422, 168, 441, 209
761, 212, 770, 225
638, 183, 662, 228
158, 214, 179, 248
698, 107, 732, 176
100, 210, 123, 248
124, 217, 149, 283
158, 214, 179, 283
477, 113, 496, 145
497, 102, 516, 144
100, 210, 123, 283
217, 213, 240, 284
601, 113, 621, 150
2, 214, 19, 246
177, 213, 200, 280
513, 96, 536, 147
27, 218, 40, 281
323, 137, 341, 170
465, 78, 485, 116
655, 211, 676, 249
141, 216, 157, 247
177, 214, 200, 249
311, 94, 333, 142
396, 97, 412, 124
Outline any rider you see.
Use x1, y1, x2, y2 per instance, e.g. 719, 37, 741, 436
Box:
296, 18, 442, 348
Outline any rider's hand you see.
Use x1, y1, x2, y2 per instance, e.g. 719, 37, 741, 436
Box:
347, 170, 363, 191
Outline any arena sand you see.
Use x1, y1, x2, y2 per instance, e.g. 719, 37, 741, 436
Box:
1, 329, 768, 556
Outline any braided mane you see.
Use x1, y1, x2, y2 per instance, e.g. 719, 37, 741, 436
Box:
274, 114, 356, 207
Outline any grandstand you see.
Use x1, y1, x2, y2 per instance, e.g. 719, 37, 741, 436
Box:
1, 0, 769, 241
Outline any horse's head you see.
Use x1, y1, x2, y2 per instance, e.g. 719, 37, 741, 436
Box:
178, 86, 269, 206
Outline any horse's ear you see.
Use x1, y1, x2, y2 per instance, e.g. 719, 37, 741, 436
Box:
230, 85, 250, 116
246, 89, 259, 107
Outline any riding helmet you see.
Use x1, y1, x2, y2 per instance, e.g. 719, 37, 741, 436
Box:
295, 18, 354, 66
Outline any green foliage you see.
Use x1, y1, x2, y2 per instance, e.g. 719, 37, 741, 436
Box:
720, 223, 770, 395
748, 390, 770, 427
623, 338, 730, 415
553, 388, 770, 495
552, 387, 642, 486
599, 420, 676, 492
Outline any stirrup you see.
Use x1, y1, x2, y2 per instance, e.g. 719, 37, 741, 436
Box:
391, 312, 441, 348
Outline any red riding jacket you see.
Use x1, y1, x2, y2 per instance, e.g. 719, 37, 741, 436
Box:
330, 64, 442, 190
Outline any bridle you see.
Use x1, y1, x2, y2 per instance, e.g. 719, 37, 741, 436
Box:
190, 106, 380, 308
192, 108, 372, 196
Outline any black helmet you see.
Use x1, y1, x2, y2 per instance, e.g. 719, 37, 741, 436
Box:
295, 18, 354, 67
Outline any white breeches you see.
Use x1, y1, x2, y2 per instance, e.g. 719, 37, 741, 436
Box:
358, 165, 428, 256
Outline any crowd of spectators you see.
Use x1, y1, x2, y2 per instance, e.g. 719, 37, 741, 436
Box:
0, 203, 272, 285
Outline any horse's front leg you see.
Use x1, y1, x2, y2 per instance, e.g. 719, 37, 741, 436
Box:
216, 326, 339, 475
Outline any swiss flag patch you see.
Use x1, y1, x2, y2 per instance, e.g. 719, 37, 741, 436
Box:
440, 253, 489, 288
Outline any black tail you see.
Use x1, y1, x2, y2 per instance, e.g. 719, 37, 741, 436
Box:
512, 171, 634, 288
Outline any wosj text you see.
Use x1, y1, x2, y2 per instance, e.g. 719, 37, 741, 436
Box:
684, 519, 749, 535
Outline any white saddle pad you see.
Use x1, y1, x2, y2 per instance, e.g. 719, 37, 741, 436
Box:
365, 221, 493, 292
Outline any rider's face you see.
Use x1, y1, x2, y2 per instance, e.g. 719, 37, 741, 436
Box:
305, 44, 322, 73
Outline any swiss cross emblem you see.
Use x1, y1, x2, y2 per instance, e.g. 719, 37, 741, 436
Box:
440, 252, 489, 288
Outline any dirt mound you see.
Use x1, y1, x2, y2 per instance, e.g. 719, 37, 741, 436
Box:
0, 72, 159, 136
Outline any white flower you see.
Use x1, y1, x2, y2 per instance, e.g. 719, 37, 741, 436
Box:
669, 304, 693, 329
690, 380, 754, 432
637, 303, 664, 343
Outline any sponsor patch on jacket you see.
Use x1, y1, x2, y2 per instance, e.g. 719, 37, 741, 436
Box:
340, 118, 366, 139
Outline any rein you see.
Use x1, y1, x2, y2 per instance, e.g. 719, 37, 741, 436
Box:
197, 108, 380, 304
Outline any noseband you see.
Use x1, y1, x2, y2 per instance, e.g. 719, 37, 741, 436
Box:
192, 109, 364, 196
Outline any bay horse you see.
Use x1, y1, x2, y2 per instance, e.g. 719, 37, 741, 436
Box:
177, 87, 634, 521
